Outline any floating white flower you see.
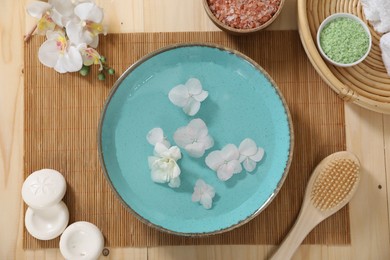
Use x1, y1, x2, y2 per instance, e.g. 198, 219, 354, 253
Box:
205, 144, 242, 181
173, 119, 214, 158
192, 179, 216, 209
66, 2, 106, 48
38, 30, 83, 73
238, 138, 265, 172
148, 143, 182, 188
146, 127, 171, 148
168, 78, 208, 116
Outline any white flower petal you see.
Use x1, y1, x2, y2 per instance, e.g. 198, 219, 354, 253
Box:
89, 35, 99, 48
66, 20, 83, 45
221, 144, 240, 161
187, 118, 208, 137
81, 30, 95, 45
183, 98, 200, 116
174, 119, 212, 155
147, 128, 164, 146
38, 31, 82, 74
228, 160, 243, 174
54, 56, 68, 73
251, 147, 264, 162
168, 177, 181, 188
185, 142, 205, 158
168, 84, 189, 107
148, 156, 159, 168
239, 138, 258, 156
27, 1, 52, 19
193, 90, 209, 102
74, 2, 103, 23
200, 194, 213, 209
86, 4, 104, 23
205, 150, 224, 171
50, 0, 75, 17
62, 46, 83, 72
154, 142, 169, 156
198, 135, 214, 150
192, 179, 215, 209
217, 164, 234, 181
66, 20, 97, 46
151, 168, 168, 183
191, 191, 201, 202
243, 158, 257, 172
161, 139, 171, 148
206, 186, 216, 198
167, 146, 182, 161
46, 30, 62, 40
173, 126, 193, 148
195, 179, 206, 188
186, 78, 202, 95
149, 146, 181, 187
171, 163, 181, 178
50, 8, 66, 27
38, 39, 59, 68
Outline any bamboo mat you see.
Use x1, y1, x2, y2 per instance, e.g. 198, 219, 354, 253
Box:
24, 31, 348, 249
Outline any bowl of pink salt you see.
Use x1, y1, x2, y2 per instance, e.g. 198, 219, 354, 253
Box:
203, 0, 285, 35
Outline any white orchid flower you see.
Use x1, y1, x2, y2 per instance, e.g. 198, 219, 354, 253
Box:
27, 1, 57, 34
148, 143, 182, 188
146, 127, 171, 148
26, 0, 75, 34
238, 138, 265, 172
77, 43, 104, 70
192, 179, 216, 209
168, 78, 208, 116
66, 2, 106, 48
38, 30, 83, 73
205, 144, 243, 181
173, 118, 214, 158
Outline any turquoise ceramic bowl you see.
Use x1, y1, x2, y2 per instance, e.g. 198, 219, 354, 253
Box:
99, 44, 294, 235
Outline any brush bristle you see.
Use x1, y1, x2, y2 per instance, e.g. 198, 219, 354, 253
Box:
311, 159, 359, 210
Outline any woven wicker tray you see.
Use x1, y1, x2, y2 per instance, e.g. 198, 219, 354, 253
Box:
298, 0, 390, 114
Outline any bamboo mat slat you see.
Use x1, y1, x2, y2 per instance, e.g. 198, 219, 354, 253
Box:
24, 31, 348, 249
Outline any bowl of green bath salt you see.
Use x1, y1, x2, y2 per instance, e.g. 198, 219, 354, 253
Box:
317, 13, 372, 67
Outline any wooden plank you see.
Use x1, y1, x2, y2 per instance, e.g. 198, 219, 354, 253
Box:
148, 245, 270, 260
0, 0, 26, 259
345, 103, 390, 260
383, 114, 390, 245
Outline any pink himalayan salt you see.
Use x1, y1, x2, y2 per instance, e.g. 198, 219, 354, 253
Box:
207, 0, 281, 30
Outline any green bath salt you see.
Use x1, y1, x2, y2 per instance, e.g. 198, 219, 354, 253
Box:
320, 17, 370, 64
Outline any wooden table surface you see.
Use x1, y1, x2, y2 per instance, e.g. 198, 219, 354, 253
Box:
1, 0, 389, 259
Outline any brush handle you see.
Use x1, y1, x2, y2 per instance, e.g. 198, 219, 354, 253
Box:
270, 203, 323, 260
